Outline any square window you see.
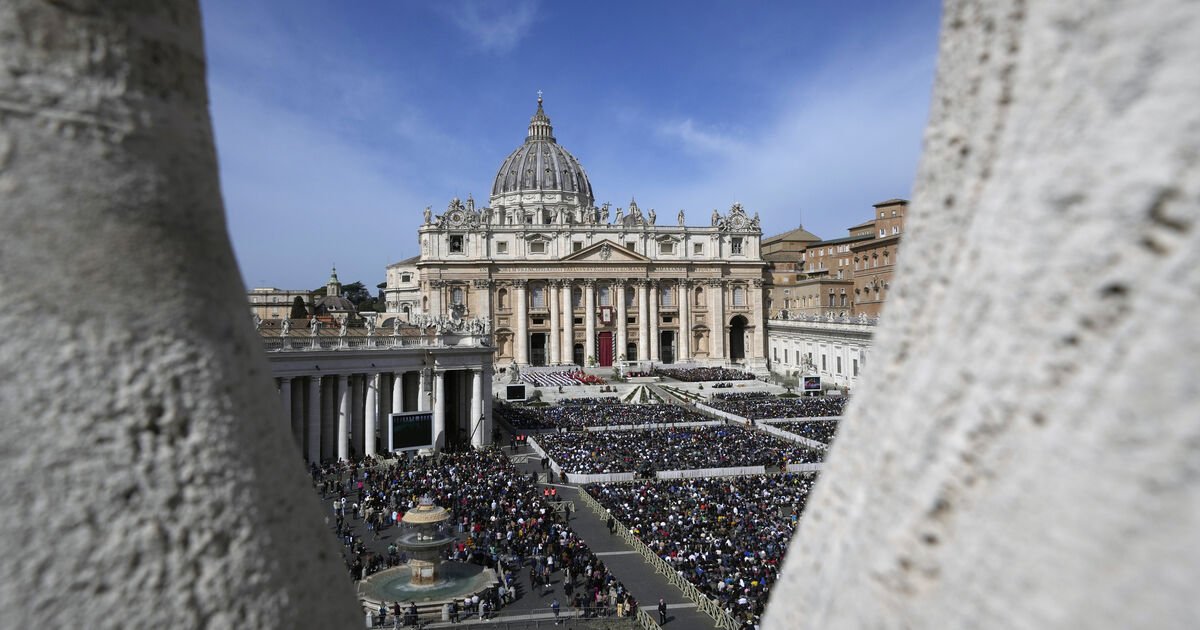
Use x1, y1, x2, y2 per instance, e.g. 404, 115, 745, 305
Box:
625, 241, 636, 251
732, 237, 744, 254
659, 242, 674, 255
496, 242, 508, 254
693, 243, 703, 255
449, 235, 464, 253
530, 241, 546, 254
401, 274, 411, 283
532, 317, 544, 325
573, 241, 583, 252
573, 317, 583, 325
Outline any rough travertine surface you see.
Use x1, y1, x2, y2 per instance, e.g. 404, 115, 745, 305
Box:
0, 2, 359, 627
766, 1, 1200, 628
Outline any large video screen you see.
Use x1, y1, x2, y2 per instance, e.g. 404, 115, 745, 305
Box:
803, 376, 822, 391
506, 385, 526, 401
389, 412, 434, 451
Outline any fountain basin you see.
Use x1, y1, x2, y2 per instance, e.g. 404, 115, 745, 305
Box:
358, 561, 498, 604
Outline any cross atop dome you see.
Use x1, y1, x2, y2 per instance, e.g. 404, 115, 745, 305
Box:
527, 91, 555, 142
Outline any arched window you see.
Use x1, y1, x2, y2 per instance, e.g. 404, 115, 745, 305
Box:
572, 287, 583, 308
531, 283, 546, 308
598, 286, 611, 306
661, 286, 674, 307
497, 288, 508, 309
626, 286, 635, 308
733, 286, 746, 306
451, 287, 464, 305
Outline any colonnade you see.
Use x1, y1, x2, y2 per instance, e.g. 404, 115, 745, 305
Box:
275, 366, 493, 464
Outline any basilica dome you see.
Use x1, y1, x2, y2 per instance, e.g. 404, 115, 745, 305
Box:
489, 95, 595, 210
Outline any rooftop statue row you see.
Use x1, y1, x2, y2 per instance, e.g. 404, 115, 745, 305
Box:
423, 197, 761, 233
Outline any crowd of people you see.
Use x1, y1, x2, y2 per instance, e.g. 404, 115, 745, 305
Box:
309, 449, 631, 621
536, 425, 824, 474
773, 420, 839, 445
709, 394, 847, 420
585, 474, 818, 626
497, 401, 710, 430
655, 367, 756, 382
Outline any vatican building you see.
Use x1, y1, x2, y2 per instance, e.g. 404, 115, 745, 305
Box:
394, 96, 769, 374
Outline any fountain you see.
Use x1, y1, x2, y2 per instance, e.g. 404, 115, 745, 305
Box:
357, 496, 498, 611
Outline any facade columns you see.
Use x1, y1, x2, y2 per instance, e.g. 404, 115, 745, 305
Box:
307, 376, 321, 463
649, 281, 661, 363
584, 280, 596, 366
615, 280, 628, 362
473, 278, 492, 322
548, 281, 561, 365
560, 281, 574, 364
482, 366, 493, 445
392, 371, 404, 413
678, 280, 691, 363
336, 374, 350, 462
751, 279, 765, 359
709, 279, 726, 362
364, 372, 378, 459
429, 280, 444, 317
433, 370, 446, 450
470, 369, 484, 449
637, 280, 650, 363
514, 280, 529, 366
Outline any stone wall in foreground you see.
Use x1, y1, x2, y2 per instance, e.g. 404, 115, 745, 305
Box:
766, 1, 1200, 628
0, 2, 359, 627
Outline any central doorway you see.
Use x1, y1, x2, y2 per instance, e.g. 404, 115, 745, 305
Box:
530, 333, 547, 366
598, 332, 614, 366
573, 343, 585, 367
659, 330, 676, 364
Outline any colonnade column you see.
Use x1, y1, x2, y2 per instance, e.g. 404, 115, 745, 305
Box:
307, 376, 321, 463
649, 281, 660, 363
470, 369, 483, 449
548, 281, 561, 366
615, 280, 628, 362
678, 279, 691, 363
392, 371, 404, 413
560, 282, 574, 364
418, 369, 430, 411
637, 280, 649, 363
482, 366, 493, 445
278, 376, 293, 440
514, 280, 529, 366
364, 372, 378, 458
336, 374, 350, 462
709, 279, 726, 362
433, 369, 446, 450
584, 280, 596, 366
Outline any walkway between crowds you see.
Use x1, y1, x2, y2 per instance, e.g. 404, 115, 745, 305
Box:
506, 441, 720, 630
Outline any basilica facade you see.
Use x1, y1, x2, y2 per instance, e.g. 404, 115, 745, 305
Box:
397, 96, 768, 373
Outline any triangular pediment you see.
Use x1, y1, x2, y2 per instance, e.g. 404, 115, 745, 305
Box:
560, 240, 650, 262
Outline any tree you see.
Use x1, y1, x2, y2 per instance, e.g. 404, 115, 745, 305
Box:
289, 296, 308, 319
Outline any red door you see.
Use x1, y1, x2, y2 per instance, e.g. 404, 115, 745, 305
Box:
598, 332, 614, 366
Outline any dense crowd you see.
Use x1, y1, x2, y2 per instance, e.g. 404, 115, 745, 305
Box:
655, 367, 756, 382
497, 402, 709, 430
537, 425, 823, 474
309, 449, 629, 619
586, 474, 817, 625
709, 395, 847, 420
773, 420, 839, 445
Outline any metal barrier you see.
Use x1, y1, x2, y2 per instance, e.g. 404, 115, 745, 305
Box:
576, 488, 740, 630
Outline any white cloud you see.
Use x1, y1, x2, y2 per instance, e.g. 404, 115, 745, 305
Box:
443, 0, 540, 53
656, 119, 745, 155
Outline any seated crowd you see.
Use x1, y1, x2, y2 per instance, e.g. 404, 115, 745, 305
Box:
586, 474, 817, 625
537, 425, 824, 474
773, 420, 839, 445
498, 402, 710, 430
521, 370, 606, 387
655, 367, 756, 382
709, 395, 847, 420
309, 449, 629, 619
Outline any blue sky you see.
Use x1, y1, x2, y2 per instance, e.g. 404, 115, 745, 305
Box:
201, 0, 942, 291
